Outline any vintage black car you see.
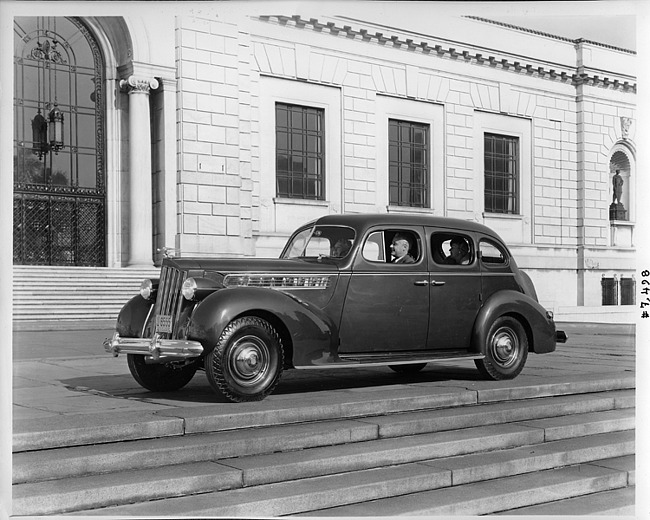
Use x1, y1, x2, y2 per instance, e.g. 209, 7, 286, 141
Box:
104, 214, 566, 402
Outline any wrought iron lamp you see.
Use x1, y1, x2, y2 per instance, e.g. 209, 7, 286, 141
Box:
48, 103, 64, 153
31, 103, 64, 160
31, 110, 48, 159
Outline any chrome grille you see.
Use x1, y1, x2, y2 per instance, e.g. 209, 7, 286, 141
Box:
152, 265, 187, 339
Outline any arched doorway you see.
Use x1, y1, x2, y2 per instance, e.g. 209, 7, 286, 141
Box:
13, 17, 106, 266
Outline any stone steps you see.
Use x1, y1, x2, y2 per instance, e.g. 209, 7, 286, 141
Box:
13, 374, 635, 452
495, 482, 635, 516
12, 265, 158, 323
12, 378, 635, 516
15, 429, 633, 516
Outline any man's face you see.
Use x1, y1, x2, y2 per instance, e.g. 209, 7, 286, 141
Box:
391, 239, 409, 259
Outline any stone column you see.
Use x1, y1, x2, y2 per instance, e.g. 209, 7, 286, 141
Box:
119, 76, 159, 266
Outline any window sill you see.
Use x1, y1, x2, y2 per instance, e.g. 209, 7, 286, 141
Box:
386, 205, 433, 214
273, 198, 329, 207
483, 212, 523, 220
610, 220, 635, 226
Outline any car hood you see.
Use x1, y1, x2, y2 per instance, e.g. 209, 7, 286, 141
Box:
162, 257, 340, 275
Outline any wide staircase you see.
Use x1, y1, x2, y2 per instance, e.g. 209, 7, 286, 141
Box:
12, 265, 160, 328
12, 373, 635, 516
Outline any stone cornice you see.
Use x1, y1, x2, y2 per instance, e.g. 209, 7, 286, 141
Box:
257, 15, 636, 94
465, 16, 636, 55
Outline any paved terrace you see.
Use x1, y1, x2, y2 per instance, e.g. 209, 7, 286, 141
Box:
11, 323, 634, 421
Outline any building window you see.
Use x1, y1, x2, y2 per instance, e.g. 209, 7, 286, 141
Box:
388, 119, 429, 208
620, 277, 635, 305
601, 277, 618, 305
275, 103, 324, 200
484, 133, 519, 214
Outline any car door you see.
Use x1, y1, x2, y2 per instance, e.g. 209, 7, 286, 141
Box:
338, 226, 429, 353
426, 228, 482, 350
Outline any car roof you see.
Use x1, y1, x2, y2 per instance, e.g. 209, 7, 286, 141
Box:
309, 213, 503, 240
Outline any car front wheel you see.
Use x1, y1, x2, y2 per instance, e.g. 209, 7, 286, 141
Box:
475, 316, 528, 380
205, 316, 284, 402
127, 354, 198, 392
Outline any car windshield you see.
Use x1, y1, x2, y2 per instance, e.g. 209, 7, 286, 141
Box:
281, 225, 356, 260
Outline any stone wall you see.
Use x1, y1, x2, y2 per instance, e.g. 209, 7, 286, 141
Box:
173, 13, 636, 306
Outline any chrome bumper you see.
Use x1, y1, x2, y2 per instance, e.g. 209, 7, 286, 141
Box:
103, 332, 203, 361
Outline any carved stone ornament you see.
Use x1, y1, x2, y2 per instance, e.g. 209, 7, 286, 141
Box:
119, 76, 159, 94
620, 117, 632, 139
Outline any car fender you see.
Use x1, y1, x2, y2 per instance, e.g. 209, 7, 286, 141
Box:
187, 287, 338, 365
116, 296, 153, 338
472, 290, 556, 354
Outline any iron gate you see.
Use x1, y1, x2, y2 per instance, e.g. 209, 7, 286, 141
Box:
13, 192, 105, 266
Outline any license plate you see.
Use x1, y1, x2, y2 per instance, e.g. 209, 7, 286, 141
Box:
155, 315, 173, 334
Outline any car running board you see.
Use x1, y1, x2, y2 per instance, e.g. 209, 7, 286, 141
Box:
296, 351, 484, 369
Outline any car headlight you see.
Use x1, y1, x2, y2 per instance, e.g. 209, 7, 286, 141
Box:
140, 279, 156, 300
182, 278, 198, 301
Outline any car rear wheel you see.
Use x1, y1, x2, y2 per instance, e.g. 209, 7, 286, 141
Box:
205, 316, 284, 402
389, 363, 427, 374
475, 316, 528, 380
127, 354, 198, 392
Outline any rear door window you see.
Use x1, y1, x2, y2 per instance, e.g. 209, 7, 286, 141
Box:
431, 232, 474, 266
479, 239, 508, 266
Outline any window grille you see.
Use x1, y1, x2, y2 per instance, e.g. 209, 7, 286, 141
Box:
275, 103, 324, 200
388, 119, 429, 207
484, 133, 519, 214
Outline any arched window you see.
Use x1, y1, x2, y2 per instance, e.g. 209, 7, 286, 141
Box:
13, 17, 106, 266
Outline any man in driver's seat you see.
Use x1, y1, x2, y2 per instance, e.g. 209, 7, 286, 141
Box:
330, 238, 352, 258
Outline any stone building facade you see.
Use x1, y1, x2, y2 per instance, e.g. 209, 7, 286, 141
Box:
9, 5, 638, 321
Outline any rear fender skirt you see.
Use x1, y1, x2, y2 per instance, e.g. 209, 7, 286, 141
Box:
472, 290, 557, 354
187, 287, 338, 365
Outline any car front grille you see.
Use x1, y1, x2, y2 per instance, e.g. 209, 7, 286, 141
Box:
152, 265, 187, 339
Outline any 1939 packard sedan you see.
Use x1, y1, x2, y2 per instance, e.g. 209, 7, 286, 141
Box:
104, 214, 566, 402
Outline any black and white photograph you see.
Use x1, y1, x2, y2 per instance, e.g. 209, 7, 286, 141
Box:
1, 0, 647, 518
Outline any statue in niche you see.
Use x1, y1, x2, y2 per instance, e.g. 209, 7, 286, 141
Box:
612, 170, 624, 204
609, 169, 627, 220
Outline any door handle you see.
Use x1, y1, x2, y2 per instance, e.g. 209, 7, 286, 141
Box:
430, 280, 446, 286
414, 280, 429, 286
